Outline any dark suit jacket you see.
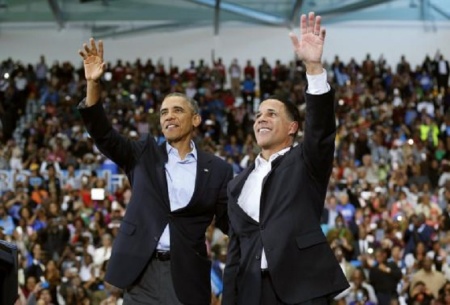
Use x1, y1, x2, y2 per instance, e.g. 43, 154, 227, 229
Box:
79, 102, 233, 305
222, 89, 349, 305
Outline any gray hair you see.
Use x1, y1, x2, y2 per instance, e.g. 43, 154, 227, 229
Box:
164, 92, 200, 114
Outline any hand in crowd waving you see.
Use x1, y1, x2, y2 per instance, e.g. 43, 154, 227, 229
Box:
289, 12, 325, 73
78, 38, 106, 82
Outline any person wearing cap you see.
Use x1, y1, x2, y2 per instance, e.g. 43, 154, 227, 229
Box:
77, 38, 233, 305
222, 12, 349, 305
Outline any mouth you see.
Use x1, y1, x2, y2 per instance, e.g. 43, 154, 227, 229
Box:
165, 124, 178, 130
257, 127, 271, 134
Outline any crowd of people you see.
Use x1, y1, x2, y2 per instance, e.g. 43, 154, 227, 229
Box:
1, 46, 450, 305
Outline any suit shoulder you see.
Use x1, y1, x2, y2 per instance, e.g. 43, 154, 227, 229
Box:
200, 151, 230, 168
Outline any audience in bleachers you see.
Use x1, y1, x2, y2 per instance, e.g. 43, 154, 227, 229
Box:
1, 50, 450, 305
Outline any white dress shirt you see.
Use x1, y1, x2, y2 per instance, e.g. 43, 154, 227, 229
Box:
157, 141, 197, 251
237, 70, 330, 269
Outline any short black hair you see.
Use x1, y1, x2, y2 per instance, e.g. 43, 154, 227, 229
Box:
265, 95, 301, 124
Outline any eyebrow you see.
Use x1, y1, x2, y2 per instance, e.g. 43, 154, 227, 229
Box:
256, 108, 278, 117
160, 105, 186, 114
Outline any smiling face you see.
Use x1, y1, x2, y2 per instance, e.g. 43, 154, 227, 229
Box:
253, 99, 298, 159
160, 95, 201, 146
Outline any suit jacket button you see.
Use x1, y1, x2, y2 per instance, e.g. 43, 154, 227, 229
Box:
255, 255, 261, 260
154, 236, 159, 241
260, 225, 265, 230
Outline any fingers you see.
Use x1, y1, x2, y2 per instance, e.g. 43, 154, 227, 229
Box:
98, 40, 104, 60
78, 38, 102, 59
300, 14, 307, 36
300, 12, 323, 37
90, 37, 97, 55
101, 62, 107, 73
78, 50, 86, 60
308, 12, 315, 34
83, 43, 91, 55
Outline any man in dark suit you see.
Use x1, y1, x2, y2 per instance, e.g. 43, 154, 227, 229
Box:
222, 12, 349, 305
77, 39, 233, 305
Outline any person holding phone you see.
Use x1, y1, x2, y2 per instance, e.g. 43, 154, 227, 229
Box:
77, 38, 233, 305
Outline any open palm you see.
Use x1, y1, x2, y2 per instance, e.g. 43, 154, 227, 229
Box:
79, 38, 106, 81
289, 12, 325, 64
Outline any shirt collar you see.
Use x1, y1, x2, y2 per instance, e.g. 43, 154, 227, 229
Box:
255, 146, 291, 168
166, 141, 197, 160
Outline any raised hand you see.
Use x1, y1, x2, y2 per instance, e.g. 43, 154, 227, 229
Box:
78, 38, 106, 82
289, 12, 326, 74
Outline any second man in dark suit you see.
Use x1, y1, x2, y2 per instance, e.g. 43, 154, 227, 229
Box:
222, 12, 349, 305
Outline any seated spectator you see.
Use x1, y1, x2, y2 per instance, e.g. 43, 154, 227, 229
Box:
327, 214, 355, 260
0, 202, 15, 236
333, 245, 355, 281
341, 268, 379, 304
410, 255, 446, 299
407, 280, 435, 305
435, 281, 450, 305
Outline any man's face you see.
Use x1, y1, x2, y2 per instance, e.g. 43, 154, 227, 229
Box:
159, 96, 200, 144
253, 99, 297, 156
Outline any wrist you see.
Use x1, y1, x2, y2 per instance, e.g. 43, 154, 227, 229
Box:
305, 63, 323, 75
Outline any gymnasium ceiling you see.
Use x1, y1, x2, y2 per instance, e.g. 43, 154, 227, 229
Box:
0, 0, 449, 38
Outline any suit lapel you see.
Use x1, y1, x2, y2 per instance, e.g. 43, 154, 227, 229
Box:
229, 164, 254, 200
156, 142, 170, 208
190, 150, 211, 205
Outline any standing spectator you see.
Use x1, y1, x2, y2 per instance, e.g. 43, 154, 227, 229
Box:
258, 57, 272, 98
241, 74, 256, 112
369, 247, 402, 305
228, 59, 241, 97
435, 54, 450, 90
243, 60, 255, 80
403, 213, 435, 256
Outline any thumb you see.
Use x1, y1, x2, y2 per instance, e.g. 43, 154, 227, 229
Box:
289, 32, 300, 50
101, 62, 107, 73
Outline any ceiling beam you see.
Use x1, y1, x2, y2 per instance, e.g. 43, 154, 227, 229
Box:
47, 0, 65, 29
289, 0, 303, 27
429, 1, 450, 19
316, 0, 393, 16
183, 0, 289, 26
92, 22, 198, 39
214, 0, 221, 35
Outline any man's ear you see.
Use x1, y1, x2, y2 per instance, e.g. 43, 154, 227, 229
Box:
193, 114, 202, 128
288, 121, 299, 136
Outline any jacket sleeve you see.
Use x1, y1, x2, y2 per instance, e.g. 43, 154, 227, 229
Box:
302, 88, 336, 185
214, 164, 234, 234
78, 100, 146, 172
222, 223, 241, 305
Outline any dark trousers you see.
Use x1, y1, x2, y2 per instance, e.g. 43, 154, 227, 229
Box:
261, 271, 331, 305
123, 258, 183, 305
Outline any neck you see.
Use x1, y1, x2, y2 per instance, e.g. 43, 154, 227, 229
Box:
260, 143, 291, 161
169, 139, 192, 160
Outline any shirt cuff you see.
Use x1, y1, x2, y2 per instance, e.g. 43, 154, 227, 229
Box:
77, 98, 89, 109
306, 69, 330, 95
